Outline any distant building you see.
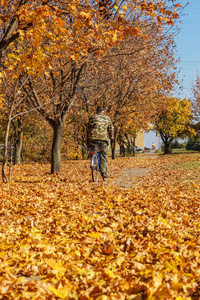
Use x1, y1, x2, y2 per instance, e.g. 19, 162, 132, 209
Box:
135, 131, 144, 149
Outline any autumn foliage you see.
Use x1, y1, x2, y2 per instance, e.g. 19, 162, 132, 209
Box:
0, 0, 181, 72
1, 2, 199, 299
153, 97, 196, 154
0, 154, 200, 299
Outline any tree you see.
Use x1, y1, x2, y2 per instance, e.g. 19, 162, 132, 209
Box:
22, 58, 86, 173
153, 97, 196, 154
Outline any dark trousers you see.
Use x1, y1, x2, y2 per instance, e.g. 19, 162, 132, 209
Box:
90, 140, 108, 177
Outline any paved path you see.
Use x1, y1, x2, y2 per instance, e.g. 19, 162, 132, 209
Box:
108, 152, 160, 188
108, 167, 150, 189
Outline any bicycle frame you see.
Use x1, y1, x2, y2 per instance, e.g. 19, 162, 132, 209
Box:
90, 143, 100, 182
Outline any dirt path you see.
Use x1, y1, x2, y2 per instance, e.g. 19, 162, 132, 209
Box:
106, 154, 159, 189
108, 167, 150, 188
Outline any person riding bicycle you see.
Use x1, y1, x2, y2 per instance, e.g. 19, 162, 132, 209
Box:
87, 106, 114, 181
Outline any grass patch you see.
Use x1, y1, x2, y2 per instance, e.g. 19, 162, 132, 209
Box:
172, 149, 198, 154
171, 161, 200, 170
168, 156, 200, 186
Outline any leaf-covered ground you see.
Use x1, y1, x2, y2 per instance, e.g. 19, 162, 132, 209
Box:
0, 153, 200, 300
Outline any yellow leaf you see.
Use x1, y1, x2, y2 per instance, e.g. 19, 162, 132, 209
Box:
140, 268, 153, 276
164, 260, 178, 272
80, 11, 90, 18
96, 296, 109, 300
0, 251, 5, 257
112, 33, 118, 41
45, 259, 67, 274
48, 286, 68, 299
70, 4, 77, 11
73, 20, 83, 30
152, 286, 170, 299
70, 250, 81, 258
103, 268, 115, 279
153, 273, 163, 288
88, 232, 100, 239
151, 13, 157, 18
101, 227, 112, 232
122, 5, 128, 11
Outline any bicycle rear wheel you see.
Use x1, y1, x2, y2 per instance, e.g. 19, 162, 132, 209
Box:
91, 154, 99, 182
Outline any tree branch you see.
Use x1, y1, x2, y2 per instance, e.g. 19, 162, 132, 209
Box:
27, 77, 54, 126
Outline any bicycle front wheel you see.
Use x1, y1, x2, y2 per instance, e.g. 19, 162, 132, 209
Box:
91, 154, 99, 182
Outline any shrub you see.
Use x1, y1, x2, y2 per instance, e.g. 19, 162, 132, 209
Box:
186, 138, 200, 151
171, 140, 183, 149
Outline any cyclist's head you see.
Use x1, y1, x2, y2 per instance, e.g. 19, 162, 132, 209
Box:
96, 106, 104, 113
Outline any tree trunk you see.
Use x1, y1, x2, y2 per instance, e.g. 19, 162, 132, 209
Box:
51, 121, 63, 174
14, 131, 23, 165
112, 128, 117, 160
2, 115, 11, 183
132, 135, 136, 156
14, 120, 23, 165
164, 142, 171, 154
120, 144, 126, 157
160, 133, 171, 155
111, 139, 116, 160
118, 135, 126, 157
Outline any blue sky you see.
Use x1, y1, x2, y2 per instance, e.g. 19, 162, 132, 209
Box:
176, 0, 200, 99
145, 0, 200, 149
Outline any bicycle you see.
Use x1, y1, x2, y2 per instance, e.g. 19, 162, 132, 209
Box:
89, 142, 100, 182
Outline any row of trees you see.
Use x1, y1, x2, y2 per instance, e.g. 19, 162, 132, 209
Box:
0, 0, 191, 182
